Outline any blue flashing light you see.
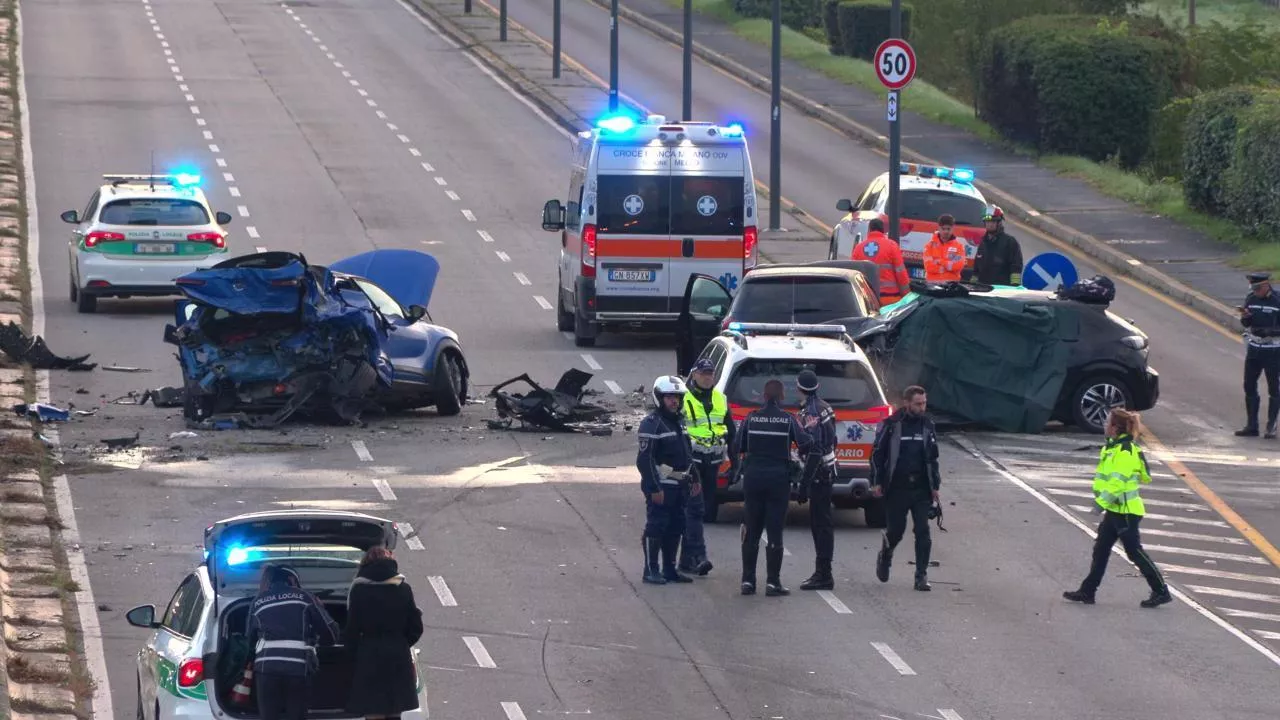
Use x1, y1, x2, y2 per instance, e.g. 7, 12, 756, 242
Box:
226, 546, 250, 566
596, 115, 636, 133
728, 322, 743, 332
173, 172, 201, 187
953, 168, 975, 182
722, 123, 745, 137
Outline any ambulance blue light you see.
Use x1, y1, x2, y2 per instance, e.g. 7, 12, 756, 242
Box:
226, 546, 250, 565
953, 168, 975, 182
722, 123, 745, 137
173, 171, 201, 187
596, 115, 636, 133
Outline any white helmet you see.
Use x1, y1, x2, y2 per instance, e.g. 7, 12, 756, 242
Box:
651, 374, 688, 407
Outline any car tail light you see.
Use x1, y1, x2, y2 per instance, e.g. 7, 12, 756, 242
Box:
86, 280, 111, 288
273, 383, 287, 395
867, 404, 893, 422
581, 224, 597, 278
178, 658, 204, 688
743, 226, 758, 269
187, 232, 225, 249
84, 231, 125, 248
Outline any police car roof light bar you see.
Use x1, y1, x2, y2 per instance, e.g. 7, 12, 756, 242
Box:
897, 163, 975, 184
103, 173, 181, 187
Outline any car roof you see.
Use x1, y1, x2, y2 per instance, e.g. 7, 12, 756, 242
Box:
742, 266, 859, 282
718, 333, 869, 362
97, 182, 207, 202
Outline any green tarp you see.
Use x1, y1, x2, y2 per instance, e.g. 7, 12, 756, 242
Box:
878, 294, 1074, 433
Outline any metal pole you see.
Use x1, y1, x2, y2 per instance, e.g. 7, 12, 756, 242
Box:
1189, 0, 1196, 26
609, 0, 620, 111
464, 0, 471, 14
682, 0, 693, 120
500, 0, 507, 41
553, 0, 562, 78
768, 0, 781, 231
886, 0, 901, 242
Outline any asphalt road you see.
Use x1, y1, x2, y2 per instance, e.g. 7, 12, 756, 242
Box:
17, 0, 1280, 717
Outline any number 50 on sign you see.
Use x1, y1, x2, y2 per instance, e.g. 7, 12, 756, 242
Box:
874, 39, 917, 91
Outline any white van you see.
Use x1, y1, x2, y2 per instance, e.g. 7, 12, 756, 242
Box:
542, 115, 760, 347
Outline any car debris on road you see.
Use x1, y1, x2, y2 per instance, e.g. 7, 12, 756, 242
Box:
487, 368, 614, 433
0, 320, 97, 370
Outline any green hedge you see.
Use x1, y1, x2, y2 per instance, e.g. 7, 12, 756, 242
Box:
978, 15, 1179, 168
735, 0, 823, 29
823, 0, 842, 54
835, 1, 913, 61
1223, 91, 1280, 236
1146, 98, 1194, 181
1182, 86, 1258, 215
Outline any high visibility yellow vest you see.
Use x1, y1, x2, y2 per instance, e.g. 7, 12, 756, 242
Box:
683, 390, 728, 456
1092, 435, 1150, 516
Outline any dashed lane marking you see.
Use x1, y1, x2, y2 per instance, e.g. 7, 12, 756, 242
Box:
421, 161, 435, 172
1185, 585, 1280, 604
581, 353, 602, 370
1065, 505, 1228, 528
461, 209, 476, 222
1141, 528, 1250, 546
410, 148, 421, 157
501, 702, 528, 720
1142, 543, 1269, 565
434, 176, 447, 185
533, 295, 553, 310
428, 576, 458, 606
400, 521, 426, 551
1220, 607, 1280, 623
228, 187, 240, 197
477, 229, 494, 243
372, 478, 396, 501
237, 205, 250, 217
255, 246, 267, 253
1163, 564, 1280, 586
246, 226, 260, 239
604, 380, 623, 395
513, 272, 531, 286
938, 711, 966, 720
817, 590, 852, 614
351, 439, 373, 462
463, 636, 498, 669
495, 251, 510, 262
870, 642, 916, 676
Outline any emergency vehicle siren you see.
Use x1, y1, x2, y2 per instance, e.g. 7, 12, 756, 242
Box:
898, 162, 975, 183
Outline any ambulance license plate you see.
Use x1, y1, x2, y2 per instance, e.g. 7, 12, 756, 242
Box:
909, 266, 926, 279
608, 269, 654, 282
135, 243, 176, 254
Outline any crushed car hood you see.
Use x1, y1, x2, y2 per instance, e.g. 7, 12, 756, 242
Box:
328, 248, 440, 310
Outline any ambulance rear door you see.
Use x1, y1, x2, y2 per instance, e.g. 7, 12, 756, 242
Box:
592, 143, 674, 315
668, 144, 747, 304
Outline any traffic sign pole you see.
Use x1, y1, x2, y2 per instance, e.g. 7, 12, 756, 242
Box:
887, 0, 903, 243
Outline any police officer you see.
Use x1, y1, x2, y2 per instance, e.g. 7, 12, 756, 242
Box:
247, 565, 339, 720
679, 359, 737, 576
870, 386, 942, 592
734, 379, 813, 596
1236, 272, 1280, 439
637, 375, 697, 585
795, 369, 839, 591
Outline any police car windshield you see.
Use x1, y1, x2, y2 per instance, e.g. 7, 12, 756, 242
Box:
726, 359, 881, 410
99, 198, 210, 226
732, 277, 863, 322
900, 189, 985, 227
595, 175, 744, 235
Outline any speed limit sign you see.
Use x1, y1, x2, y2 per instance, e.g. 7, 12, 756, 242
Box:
874, 39, 917, 91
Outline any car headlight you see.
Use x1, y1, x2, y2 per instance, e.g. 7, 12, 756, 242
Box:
1121, 335, 1148, 350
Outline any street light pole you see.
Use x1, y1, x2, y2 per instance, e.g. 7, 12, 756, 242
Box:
682, 0, 693, 120
768, 0, 781, 231
553, 0, 562, 78
499, 0, 508, 41
609, 0, 620, 111
886, 0, 901, 241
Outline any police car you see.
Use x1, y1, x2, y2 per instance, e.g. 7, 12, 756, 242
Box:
61, 173, 234, 313
829, 163, 988, 280
125, 510, 427, 720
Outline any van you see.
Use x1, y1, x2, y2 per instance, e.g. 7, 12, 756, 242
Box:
542, 114, 759, 347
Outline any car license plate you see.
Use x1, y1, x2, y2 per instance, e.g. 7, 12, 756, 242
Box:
135, 243, 176, 254
909, 266, 926, 279
608, 269, 654, 282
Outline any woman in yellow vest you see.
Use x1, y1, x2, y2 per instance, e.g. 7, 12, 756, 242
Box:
1063, 408, 1172, 608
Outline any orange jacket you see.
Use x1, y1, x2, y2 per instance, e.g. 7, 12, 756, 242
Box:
851, 231, 911, 303
923, 233, 967, 283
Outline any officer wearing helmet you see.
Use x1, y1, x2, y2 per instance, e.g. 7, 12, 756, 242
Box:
971, 205, 1024, 286
1237, 271, 1280, 439
637, 375, 698, 585
794, 368, 840, 591
733, 378, 813, 596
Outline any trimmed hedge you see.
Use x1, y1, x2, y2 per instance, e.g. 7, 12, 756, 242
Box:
834, 1, 913, 61
823, 0, 842, 54
1223, 91, 1280, 236
735, 0, 823, 29
978, 15, 1180, 168
1146, 98, 1194, 181
1182, 87, 1258, 215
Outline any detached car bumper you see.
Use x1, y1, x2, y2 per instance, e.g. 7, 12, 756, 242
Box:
77, 250, 225, 295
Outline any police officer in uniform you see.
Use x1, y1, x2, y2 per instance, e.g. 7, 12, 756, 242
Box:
1236, 272, 1280, 439
637, 375, 697, 585
679, 359, 737, 576
871, 386, 942, 592
795, 369, 840, 591
734, 379, 813, 596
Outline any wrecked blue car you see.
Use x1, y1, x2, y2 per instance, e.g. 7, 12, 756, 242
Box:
163, 249, 469, 427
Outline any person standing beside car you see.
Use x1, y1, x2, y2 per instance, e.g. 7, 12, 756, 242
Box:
247, 565, 340, 720
1236, 272, 1280, 439
795, 369, 840, 591
344, 546, 425, 719
870, 386, 942, 592
638, 375, 698, 585
922, 214, 967, 284
970, 206, 1023, 286
852, 217, 911, 305
679, 359, 737, 576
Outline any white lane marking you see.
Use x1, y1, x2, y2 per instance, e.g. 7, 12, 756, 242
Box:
367, 99, 378, 107
358, 89, 369, 97
1066, 505, 1228, 528
351, 439, 374, 462
237, 205, 250, 217
210, 144, 223, 154
190, 105, 200, 114
421, 162, 435, 172
341, 70, 351, 78
477, 229, 494, 243
444, 190, 460, 201
581, 354, 602, 370
1163, 564, 1280, 586
203, 130, 214, 140
604, 380, 623, 395
1143, 543, 1268, 565
178, 83, 187, 91
428, 576, 458, 606
938, 711, 966, 720
1256, 630, 1280, 641
372, 478, 397, 501
533, 295, 553, 310
216, 158, 227, 167
196, 117, 206, 126
1142, 528, 1249, 546
501, 702, 528, 720
320, 44, 329, 51
246, 226, 260, 239
409, 148, 422, 157
561, 332, 574, 342
817, 590, 852, 614
228, 187, 241, 197
1221, 607, 1280, 623
334, 59, 343, 66
434, 176, 447, 186
350, 79, 361, 87
375, 110, 386, 119
164, 49, 172, 56
400, 521, 425, 551
184, 93, 194, 101
1044, 488, 1207, 511
463, 636, 498, 669
1186, 585, 1280, 604
495, 251, 510, 262
514, 272, 531, 286
461, 209, 477, 222
386, 122, 397, 130
255, 246, 267, 253
223, 172, 235, 182
870, 642, 916, 676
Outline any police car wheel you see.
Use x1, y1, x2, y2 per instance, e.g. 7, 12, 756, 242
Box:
1071, 375, 1131, 434
76, 289, 97, 314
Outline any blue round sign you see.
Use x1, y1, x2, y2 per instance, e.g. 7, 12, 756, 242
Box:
1022, 252, 1079, 291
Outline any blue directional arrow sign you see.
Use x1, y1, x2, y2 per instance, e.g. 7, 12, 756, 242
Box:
1021, 252, 1079, 291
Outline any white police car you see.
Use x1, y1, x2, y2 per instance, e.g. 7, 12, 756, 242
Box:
830, 163, 989, 280
126, 510, 427, 720
61, 173, 233, 313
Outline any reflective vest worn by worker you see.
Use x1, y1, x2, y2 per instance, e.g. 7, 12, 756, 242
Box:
1091, 433, 1151, 516
683, 389, 729, 459
922, 233, 966, 283
851, 230, 911, 303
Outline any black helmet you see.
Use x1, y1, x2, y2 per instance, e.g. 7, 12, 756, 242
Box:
797, 369, 819, 393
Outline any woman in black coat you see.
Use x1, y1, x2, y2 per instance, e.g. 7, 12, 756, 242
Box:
343, 547, 424, 718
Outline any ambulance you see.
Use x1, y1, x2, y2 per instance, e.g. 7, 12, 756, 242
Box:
542, 114, 760, 347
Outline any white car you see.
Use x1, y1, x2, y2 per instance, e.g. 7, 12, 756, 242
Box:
61, 173, 233, 313
126, 509, 427, 720
829, 163, 988, 281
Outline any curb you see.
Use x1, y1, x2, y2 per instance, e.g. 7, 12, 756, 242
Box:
586, 0, 1244, 333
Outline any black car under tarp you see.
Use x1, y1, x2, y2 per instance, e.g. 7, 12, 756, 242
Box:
873, 294, 1073, 433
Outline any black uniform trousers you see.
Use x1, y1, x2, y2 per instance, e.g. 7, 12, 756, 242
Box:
1081, 511, 1167, 595
741, 477, 789, 582
644, 483, 687, 568
804, 458, 835, 565
1244, 347, 1280, 416
884, 484, 932, 575
256, 672, 311, 720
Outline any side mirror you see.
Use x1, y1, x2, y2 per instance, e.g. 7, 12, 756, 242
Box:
407, 304, 427, 321
836, 199, 853, 212
126, 604, 160, 629
215, 211, 233, 225
60, 210, 79, 224
542, 200, 565, 231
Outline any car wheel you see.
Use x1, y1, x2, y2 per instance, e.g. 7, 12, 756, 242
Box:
556, 285, 574, 332
76, 289, 97, 314
863, 498, 887, 528
1071, 375, 1132, 434
433, 351, 464, 416
69, 272, 78, 302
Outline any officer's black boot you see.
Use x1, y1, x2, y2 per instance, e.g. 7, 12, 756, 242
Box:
741, 537, 759, 595
914, 572, 932, 591
1265, 398, 1278, 439
875, 534, 893, 583
765, 545, 789, 596
661, 534, 693, 583
800, 559, 834, 591
1237, 396, 1260, 437
642, 537, 666, 585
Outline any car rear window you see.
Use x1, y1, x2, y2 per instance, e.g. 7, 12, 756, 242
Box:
899, 189, 986, 227
731, 277, 863, 322
726, 359, 883, 410
671, 176, 744, 235
596, 175, 670, 235
99, 198, 210, 226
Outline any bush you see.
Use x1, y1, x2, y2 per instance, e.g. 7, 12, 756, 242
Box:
1223, 91, 1280, 237
824, 0, 843, 54
735, 0, 823, 28
1186, 22, 1280, 92
732, 0, 770, 19
978, 15, 1180, 167
1182, 86, 1258, 215
1146, 98, 1194, 181
1072, 0, 1140, 14
836, 1, 913, 61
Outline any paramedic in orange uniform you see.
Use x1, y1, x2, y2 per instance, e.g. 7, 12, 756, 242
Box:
851, 218, 911, 305
922, 214, 967, 284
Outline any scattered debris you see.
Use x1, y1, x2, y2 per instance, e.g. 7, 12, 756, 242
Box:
103, 365, 150, 373
0, 320, 97, 370
100, 432, 140, 451
141, 386, 184, 408
13, 402, 70, 422
168, 431, 199, 440
489, 369, 613, 432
